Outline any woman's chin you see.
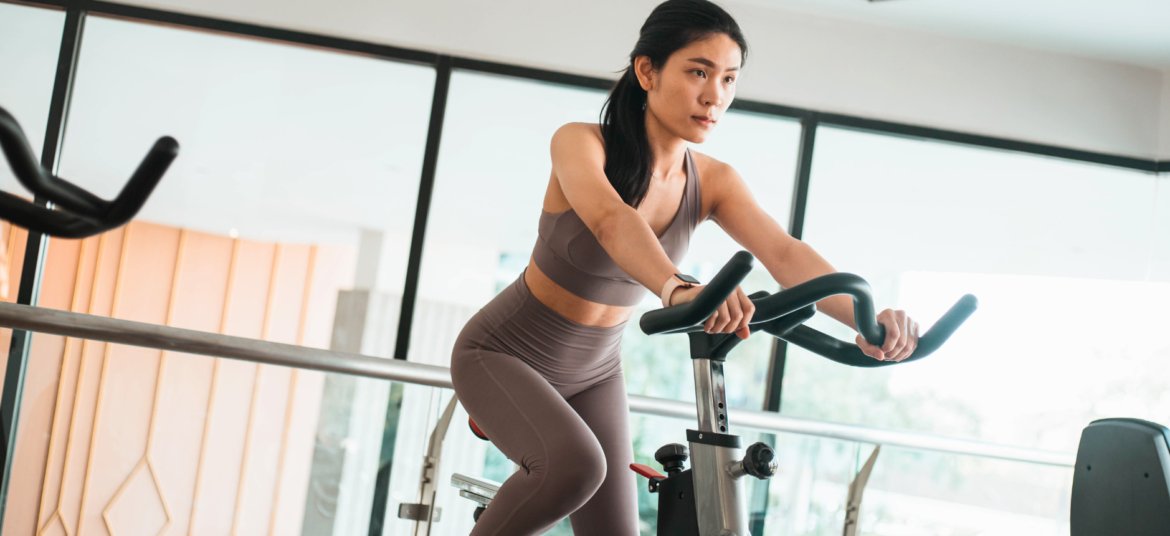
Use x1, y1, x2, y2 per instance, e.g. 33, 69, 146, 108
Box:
686, 130, 712, 144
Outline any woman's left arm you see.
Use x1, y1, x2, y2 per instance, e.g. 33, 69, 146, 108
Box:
706, 161, 918, 361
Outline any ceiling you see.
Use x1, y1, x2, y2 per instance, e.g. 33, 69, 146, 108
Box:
733, 0, 1170, 69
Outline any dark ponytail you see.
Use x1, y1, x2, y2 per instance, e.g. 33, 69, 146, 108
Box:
600, 0, 747, 208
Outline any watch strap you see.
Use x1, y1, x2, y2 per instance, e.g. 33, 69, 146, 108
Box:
661, 274, 697, 308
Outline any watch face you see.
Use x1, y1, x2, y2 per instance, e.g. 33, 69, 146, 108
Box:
676, 273, 700, 285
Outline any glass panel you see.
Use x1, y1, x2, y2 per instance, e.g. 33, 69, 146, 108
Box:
400, 70, 608, 534
0, 3, 63, 311
757, 433, 1071, 535
1152, 175, 1170, 282
0, 2, 63, 198
5, 15, 435, 536
623, 111, 801, 409
859, 448, 1071, 535
784, 126, 1166, 453
411, 70, 607, 349
760, 433, 860, 534
59, 16, 432, 256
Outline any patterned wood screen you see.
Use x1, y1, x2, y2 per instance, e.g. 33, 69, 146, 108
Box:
3, 221, 357, 536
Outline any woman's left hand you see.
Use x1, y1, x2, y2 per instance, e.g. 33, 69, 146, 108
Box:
856, 309, 919, 362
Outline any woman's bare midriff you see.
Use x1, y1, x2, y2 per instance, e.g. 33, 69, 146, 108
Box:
525, 258, 636, 328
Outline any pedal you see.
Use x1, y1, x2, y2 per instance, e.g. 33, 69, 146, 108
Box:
452, 473, 501, 502
397, 503, 442, 522
459, 490, 494, 506
630, 463, 668, 493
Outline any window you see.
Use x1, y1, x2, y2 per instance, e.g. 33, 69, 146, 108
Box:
0, 2, 63, 199
787, 126, 1163, 450
0, 2, 64, 318
777, 126, 1163, 534
5, 15, 436, 536
398, 70, 608, 535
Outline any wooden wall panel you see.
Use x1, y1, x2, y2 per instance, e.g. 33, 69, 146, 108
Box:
0, 223, 29, 387
37, 236, 100, 536
189, 240, 274, 536
301, 245, 357, 351
234, 245, 309, 536
271, 246, 325, 536
65, 228, 124, 535
3, 223, 356, 536
79, 222, 181, 536
3, 236, 82, 536
270, 370, 325, 536
154, 231, 234, 536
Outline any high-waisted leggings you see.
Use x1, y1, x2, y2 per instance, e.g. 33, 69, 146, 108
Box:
450, 271, 639, 536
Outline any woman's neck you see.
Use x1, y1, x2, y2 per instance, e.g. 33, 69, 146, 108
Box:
643, 109, 689, 181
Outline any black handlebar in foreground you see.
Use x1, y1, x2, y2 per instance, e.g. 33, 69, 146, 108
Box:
0, 105, 178, 238
639, 251, 978, 367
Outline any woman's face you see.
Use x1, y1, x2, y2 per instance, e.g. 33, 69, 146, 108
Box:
636, 33, 741, 144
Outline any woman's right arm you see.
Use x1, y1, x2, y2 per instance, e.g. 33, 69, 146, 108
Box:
550, 123, 679, 298
550, 123, 752, 336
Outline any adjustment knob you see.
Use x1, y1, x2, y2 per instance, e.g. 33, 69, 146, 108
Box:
654, 443, 689, 475
742, 442, 777, 480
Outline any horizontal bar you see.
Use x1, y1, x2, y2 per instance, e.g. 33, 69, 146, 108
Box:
0, 301, 453, 388
628, 395, 1075, 467
0, 301, 1074, 467
450, 57, 613, 92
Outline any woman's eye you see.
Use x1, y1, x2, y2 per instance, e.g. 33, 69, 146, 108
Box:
693, 70, 706, 78
724, 76, 735, 83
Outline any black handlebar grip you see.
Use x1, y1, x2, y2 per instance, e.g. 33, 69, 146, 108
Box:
639, 251, 754, 335
1, 104, 180, 239
0, 191, 106, 238
102, 136, 179, 226
780, 293, 978, 367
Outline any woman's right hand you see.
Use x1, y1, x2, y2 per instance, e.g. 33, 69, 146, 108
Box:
667, 285, 755, 339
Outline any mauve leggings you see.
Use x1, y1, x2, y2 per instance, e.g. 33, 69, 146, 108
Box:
450, 271, 640, 536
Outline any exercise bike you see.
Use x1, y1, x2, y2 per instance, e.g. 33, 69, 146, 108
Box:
395, 251, 976, 535
626, 251, 976, 536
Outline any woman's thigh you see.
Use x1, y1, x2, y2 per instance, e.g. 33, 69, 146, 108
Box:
565, 371, 640, 536
451, 346, 608, 536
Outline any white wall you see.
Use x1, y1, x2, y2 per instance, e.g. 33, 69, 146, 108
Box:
113, 0, 1167, 160
1160, 71, 1170, 160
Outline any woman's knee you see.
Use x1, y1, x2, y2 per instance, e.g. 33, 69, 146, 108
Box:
547, 434, 607, 500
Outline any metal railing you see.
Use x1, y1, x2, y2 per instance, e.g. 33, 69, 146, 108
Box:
0, 301, 1076, 467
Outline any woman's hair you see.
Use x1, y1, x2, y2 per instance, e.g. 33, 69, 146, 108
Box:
600, 0, 747, 208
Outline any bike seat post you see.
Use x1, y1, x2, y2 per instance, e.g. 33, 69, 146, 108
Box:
689, 332, 730, 433
686, 332, 750, 535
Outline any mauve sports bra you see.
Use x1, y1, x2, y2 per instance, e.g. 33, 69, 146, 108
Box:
531, 148, 703, 307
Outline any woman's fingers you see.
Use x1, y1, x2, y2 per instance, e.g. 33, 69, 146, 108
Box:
736, 287, 755, 339
707, 302, 723, 332
721, 290, 744, 334
893, 319, 920, 362
705, 301, 724, 332
856, 334, 884, 360
873, 309, 921, 362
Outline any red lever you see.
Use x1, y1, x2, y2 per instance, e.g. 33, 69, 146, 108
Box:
629, 463, 666, 479
469, 418, 489, 441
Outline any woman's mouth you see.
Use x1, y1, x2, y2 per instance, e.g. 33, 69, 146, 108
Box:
692, 116, 715, 127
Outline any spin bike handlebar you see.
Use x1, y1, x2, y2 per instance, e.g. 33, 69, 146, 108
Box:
639, 251, 978, 367
0, 105, 178, 238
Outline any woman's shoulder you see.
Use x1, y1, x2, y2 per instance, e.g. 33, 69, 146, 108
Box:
687, 149, 738, 182
552, 122, 604, 144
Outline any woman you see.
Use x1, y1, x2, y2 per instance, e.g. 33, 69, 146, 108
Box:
450, 1, 920, 534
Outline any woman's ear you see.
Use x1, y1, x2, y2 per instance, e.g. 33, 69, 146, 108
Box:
633, 56, 655, 92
